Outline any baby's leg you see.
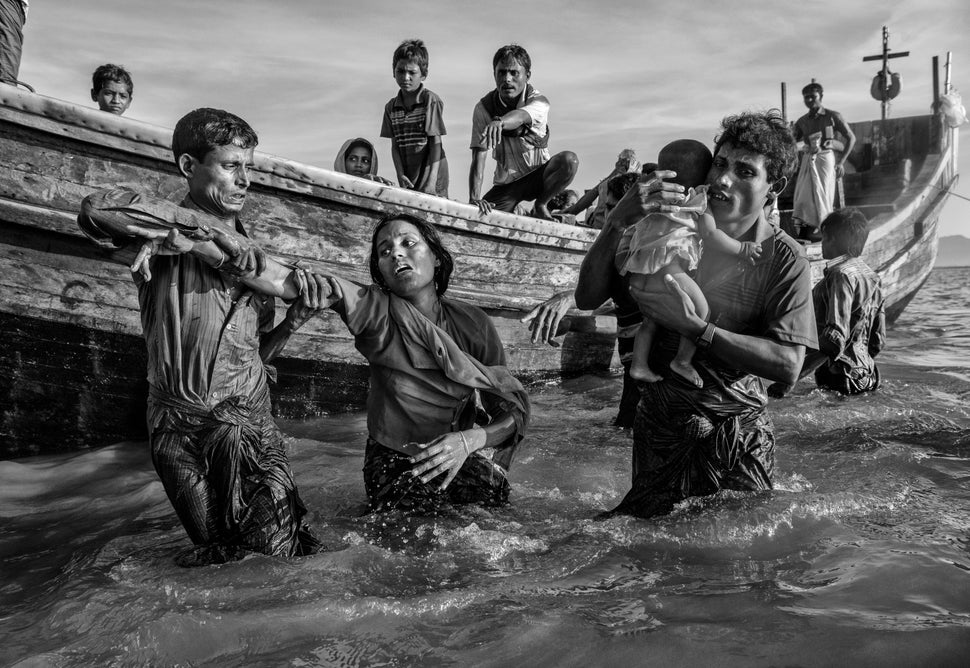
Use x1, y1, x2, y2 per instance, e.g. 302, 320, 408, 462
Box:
630, 320, 662, 382
660, 262, 708, 388
627, 273, 662, 382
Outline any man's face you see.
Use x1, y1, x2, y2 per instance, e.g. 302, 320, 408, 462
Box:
92, 81, 132, 115
803, 91, 822, 112
183, 142, 254, 218
494, 58, 529, 103
394, 60, 426, 94
706, 141, 773, 230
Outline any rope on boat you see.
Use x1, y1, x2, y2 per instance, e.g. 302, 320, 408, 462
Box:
927, 182, 970, 204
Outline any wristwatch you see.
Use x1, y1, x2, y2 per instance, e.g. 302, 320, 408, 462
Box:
696, 322, 716, 349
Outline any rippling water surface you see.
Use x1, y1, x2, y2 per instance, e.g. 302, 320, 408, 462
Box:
2, 268, 970, 667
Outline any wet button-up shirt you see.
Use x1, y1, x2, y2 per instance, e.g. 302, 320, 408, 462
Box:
814, 254, 885, 382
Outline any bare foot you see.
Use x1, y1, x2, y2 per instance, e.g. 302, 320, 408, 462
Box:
531, 203, 553, 220
630, 363, 663, 383
670, 360, 703, 387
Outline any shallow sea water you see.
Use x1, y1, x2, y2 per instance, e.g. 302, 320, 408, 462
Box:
2, 268, 970, 667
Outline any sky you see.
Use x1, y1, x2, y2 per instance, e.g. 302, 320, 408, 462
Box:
15, 0, 970, 237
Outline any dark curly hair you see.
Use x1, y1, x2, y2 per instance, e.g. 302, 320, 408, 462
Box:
369, 213, 454, 296
493, 44, 531, 74
714, 109, 797, 184
393, 39, 429, 77
171, 107, 258, 164
91, 63, 133, 95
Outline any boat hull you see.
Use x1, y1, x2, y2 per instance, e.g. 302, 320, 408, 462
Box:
0, 86, 957, 458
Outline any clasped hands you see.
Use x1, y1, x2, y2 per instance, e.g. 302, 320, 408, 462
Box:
408, 428, 486, 490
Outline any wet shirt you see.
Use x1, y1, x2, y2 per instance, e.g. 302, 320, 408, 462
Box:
330, 278, 528, 454
814, 255, 885, 385
380, 85, 447, 187
470, 86, 550, 185
649, 218, 818, 410
79, 193, 275, 408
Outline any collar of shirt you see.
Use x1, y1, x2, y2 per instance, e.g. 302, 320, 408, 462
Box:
808, 106, 829, 119
392, 84, 427, 110
824, 254, 850, 274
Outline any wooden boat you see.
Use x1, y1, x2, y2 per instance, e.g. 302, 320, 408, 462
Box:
0, 83, 616, 458
0, 43, 960, 458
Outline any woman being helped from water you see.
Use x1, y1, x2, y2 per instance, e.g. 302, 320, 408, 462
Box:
319, 213, 530, 512
616, 139, 762, 387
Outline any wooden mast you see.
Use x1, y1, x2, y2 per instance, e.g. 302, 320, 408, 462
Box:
863, 26, 909, 120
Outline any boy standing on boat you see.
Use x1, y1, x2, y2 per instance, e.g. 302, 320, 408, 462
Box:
381, 39, 449, 197
78, 108, 327, 565
469, 44, 578, 220
577, 110, 817, 519
792, 82, 856, 240
770, 207, 885, 397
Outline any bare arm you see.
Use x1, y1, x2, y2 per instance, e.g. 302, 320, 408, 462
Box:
418, 135, 443, 194
259, 271, 339, 362
390, 139, 412, 189
410, 412, 518, 490
633, 275, 805, 384
469, 147, 492, 214
832, 111, 857, 176
563, 186, 600, 215
697, 213, 761, 264
575, 170, 686, 310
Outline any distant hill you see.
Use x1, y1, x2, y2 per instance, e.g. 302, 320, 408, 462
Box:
935, 235, 970, 267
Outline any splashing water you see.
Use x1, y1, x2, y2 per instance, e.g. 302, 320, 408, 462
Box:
2, 269, 970, 666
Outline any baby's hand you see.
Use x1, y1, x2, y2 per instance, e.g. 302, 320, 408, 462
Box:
739, 241, 762, 264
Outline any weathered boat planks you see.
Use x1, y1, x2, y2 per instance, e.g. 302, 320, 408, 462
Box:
0, 82, 959, 458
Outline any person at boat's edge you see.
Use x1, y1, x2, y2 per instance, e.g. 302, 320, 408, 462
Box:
0, 0, 27, 87
90, 63, 133, 116
381, 39, 449, 198
791, 81, 857, 241
77, 108, 333, 566
469, 43, 578, 220
768, 207, 885, 398
334, 137, 394, 186
575, 110, 818, 519
315, 214, 530, 513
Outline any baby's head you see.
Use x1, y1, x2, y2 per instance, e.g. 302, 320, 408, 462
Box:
90, 64, 133, 116
657, 139, 712, 189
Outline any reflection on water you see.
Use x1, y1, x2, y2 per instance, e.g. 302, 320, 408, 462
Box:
2, 269, 970, 666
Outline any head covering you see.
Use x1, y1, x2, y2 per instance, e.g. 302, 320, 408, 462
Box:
333, 137, 380, 176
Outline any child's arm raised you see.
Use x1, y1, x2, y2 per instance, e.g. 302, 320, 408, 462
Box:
697, 213, 761, 264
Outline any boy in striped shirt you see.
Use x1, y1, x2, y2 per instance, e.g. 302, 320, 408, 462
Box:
381, 39, 448, 197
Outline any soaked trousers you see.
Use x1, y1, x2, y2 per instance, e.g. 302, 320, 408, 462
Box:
608, 381, 775, 518
149, 385, 318, 563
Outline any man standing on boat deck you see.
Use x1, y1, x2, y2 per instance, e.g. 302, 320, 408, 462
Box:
769, 207, 885, 397
77, 108, 328, 565
469, 44, 578, 220
576, 110, 818, 519
792, 82, 856, 241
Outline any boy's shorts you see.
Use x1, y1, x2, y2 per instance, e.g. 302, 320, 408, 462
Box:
482, 162, 550, 213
